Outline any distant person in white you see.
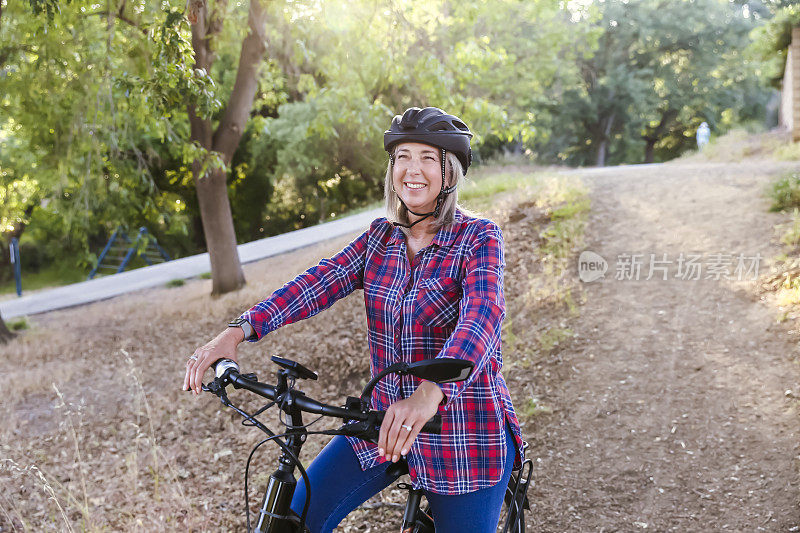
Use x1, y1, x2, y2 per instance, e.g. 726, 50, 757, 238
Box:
696, 122, 710, 150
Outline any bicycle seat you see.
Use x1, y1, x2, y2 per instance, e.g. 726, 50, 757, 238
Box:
385, 457, 409, 477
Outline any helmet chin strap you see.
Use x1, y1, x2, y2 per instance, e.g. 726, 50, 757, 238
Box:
391, 148, 455, 229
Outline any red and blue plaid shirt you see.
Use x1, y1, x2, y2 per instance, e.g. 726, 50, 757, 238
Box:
242, 209, 523, 494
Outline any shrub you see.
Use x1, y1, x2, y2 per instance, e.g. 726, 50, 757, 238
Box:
8, 316, 30, 331
769, 172, 800, 211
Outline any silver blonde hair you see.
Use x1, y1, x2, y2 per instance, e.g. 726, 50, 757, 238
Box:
384, 150, 465, 234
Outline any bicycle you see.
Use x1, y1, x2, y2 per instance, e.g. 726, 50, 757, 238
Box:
201, 355, 532, 532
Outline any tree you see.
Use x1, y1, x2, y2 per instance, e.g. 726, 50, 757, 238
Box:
1, 0, 204, 269
4, 0, 278, 295
634, 0, 768, 163
535, 0, 771, 166
182, 0, 275, 294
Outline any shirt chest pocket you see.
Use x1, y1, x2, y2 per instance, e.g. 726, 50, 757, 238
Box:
413, 276, 462, 328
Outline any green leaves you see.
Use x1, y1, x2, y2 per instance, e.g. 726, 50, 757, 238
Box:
0, 0, 778, 275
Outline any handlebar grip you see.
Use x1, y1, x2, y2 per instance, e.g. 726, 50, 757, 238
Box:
421, 414, 442, 434
212, 358, 240, 379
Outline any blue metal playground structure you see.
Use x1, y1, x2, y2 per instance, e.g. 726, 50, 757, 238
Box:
88, 227, 171, 280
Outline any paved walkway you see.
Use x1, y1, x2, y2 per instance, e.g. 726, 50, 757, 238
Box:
0, 208, 382, 319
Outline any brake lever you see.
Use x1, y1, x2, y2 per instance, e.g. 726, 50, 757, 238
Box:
336, 418, 380, 444
202, 378, 232, 407
202, 379, 222, 394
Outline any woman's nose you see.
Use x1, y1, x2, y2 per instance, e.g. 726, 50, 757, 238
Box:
406, 157, 424, 173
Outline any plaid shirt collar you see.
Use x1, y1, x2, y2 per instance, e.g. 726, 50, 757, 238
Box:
388, 208, 465, 248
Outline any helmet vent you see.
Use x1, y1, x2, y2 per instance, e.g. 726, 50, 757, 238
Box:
429, 121, 451, 131
400, 108, 421, 129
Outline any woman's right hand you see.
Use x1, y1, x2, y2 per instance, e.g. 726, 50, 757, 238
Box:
183, 327, 245, 395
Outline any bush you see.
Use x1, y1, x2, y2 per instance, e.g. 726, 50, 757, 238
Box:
769, 172, 800, 211
8, 316, 30, 331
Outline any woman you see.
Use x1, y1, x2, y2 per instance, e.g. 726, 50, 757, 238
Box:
183, 107, 523, 532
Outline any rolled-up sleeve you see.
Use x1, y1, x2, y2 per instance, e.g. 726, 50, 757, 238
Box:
240, 228, 369, 341
435, 224, 505, 408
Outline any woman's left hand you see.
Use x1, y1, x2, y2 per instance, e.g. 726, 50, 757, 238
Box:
378, 381, 445, 462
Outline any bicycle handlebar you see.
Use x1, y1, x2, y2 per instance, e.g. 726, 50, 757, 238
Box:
212, 359, 443, 435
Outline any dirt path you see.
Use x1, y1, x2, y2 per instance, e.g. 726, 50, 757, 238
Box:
528, 160, 800, 531
4, 158, 800, 532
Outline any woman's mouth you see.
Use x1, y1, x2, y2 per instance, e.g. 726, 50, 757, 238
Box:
404, 182, 426, 189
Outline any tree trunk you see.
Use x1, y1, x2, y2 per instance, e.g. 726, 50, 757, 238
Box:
595, 139, 607, 167
195, 167, 245, 293
188, 0, 269, 295
0, 312, 15, 344
642, 109, 677, 164
644, 138, 656, 163
594, 112, 616, 167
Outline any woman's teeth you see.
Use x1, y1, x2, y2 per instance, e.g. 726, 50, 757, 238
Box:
405, 183, 426, 189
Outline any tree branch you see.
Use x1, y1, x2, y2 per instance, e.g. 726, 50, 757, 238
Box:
211, 0, 269, 162
207, 0, 230, 38
86, 11, 147, 35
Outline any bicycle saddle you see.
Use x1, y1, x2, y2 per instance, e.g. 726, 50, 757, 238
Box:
385, 457, 410, 477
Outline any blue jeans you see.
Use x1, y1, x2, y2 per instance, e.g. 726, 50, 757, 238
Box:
290, 424, 516, 533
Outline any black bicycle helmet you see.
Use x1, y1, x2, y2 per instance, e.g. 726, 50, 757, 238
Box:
384, 107, 473, 173
384, 107, 473, 228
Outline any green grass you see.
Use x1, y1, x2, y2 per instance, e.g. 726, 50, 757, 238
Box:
165, 278, 185, 288
199, 272, 212, 279
768, 172, 800, 212
539, 185, 591, 261
779, 209, 800, 247
460, 172, 538, 210
0, 262, 86, 296
538, 326, 573, 352
520, 396, 553, 417
7, 316, 30, 331
773, 142, 800, 161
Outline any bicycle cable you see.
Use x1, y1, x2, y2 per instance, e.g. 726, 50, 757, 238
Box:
235, 383, 329, 532
242, 401, 276, 427
242, 426, 356, 533
222, 398, 314, 532
245, 433, 285, 533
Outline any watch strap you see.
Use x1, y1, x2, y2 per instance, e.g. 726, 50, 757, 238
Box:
228, 317, 257, 341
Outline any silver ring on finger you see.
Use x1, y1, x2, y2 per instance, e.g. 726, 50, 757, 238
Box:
188, 355, 198, 362
401, 424, 412, 432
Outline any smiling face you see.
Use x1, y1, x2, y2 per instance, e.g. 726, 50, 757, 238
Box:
391, 142, 445, 215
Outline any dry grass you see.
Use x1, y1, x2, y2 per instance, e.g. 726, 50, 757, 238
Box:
761, 212, 800, 309
677, 127, 794, 164
0, 168, 588, 531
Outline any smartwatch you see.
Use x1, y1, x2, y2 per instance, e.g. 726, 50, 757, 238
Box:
228, 317, 257, 341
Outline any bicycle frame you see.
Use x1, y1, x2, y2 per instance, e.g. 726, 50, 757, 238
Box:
203, 356, 529, 533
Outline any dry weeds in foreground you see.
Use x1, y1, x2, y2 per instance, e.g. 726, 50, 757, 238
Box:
0, 172, 587, 531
